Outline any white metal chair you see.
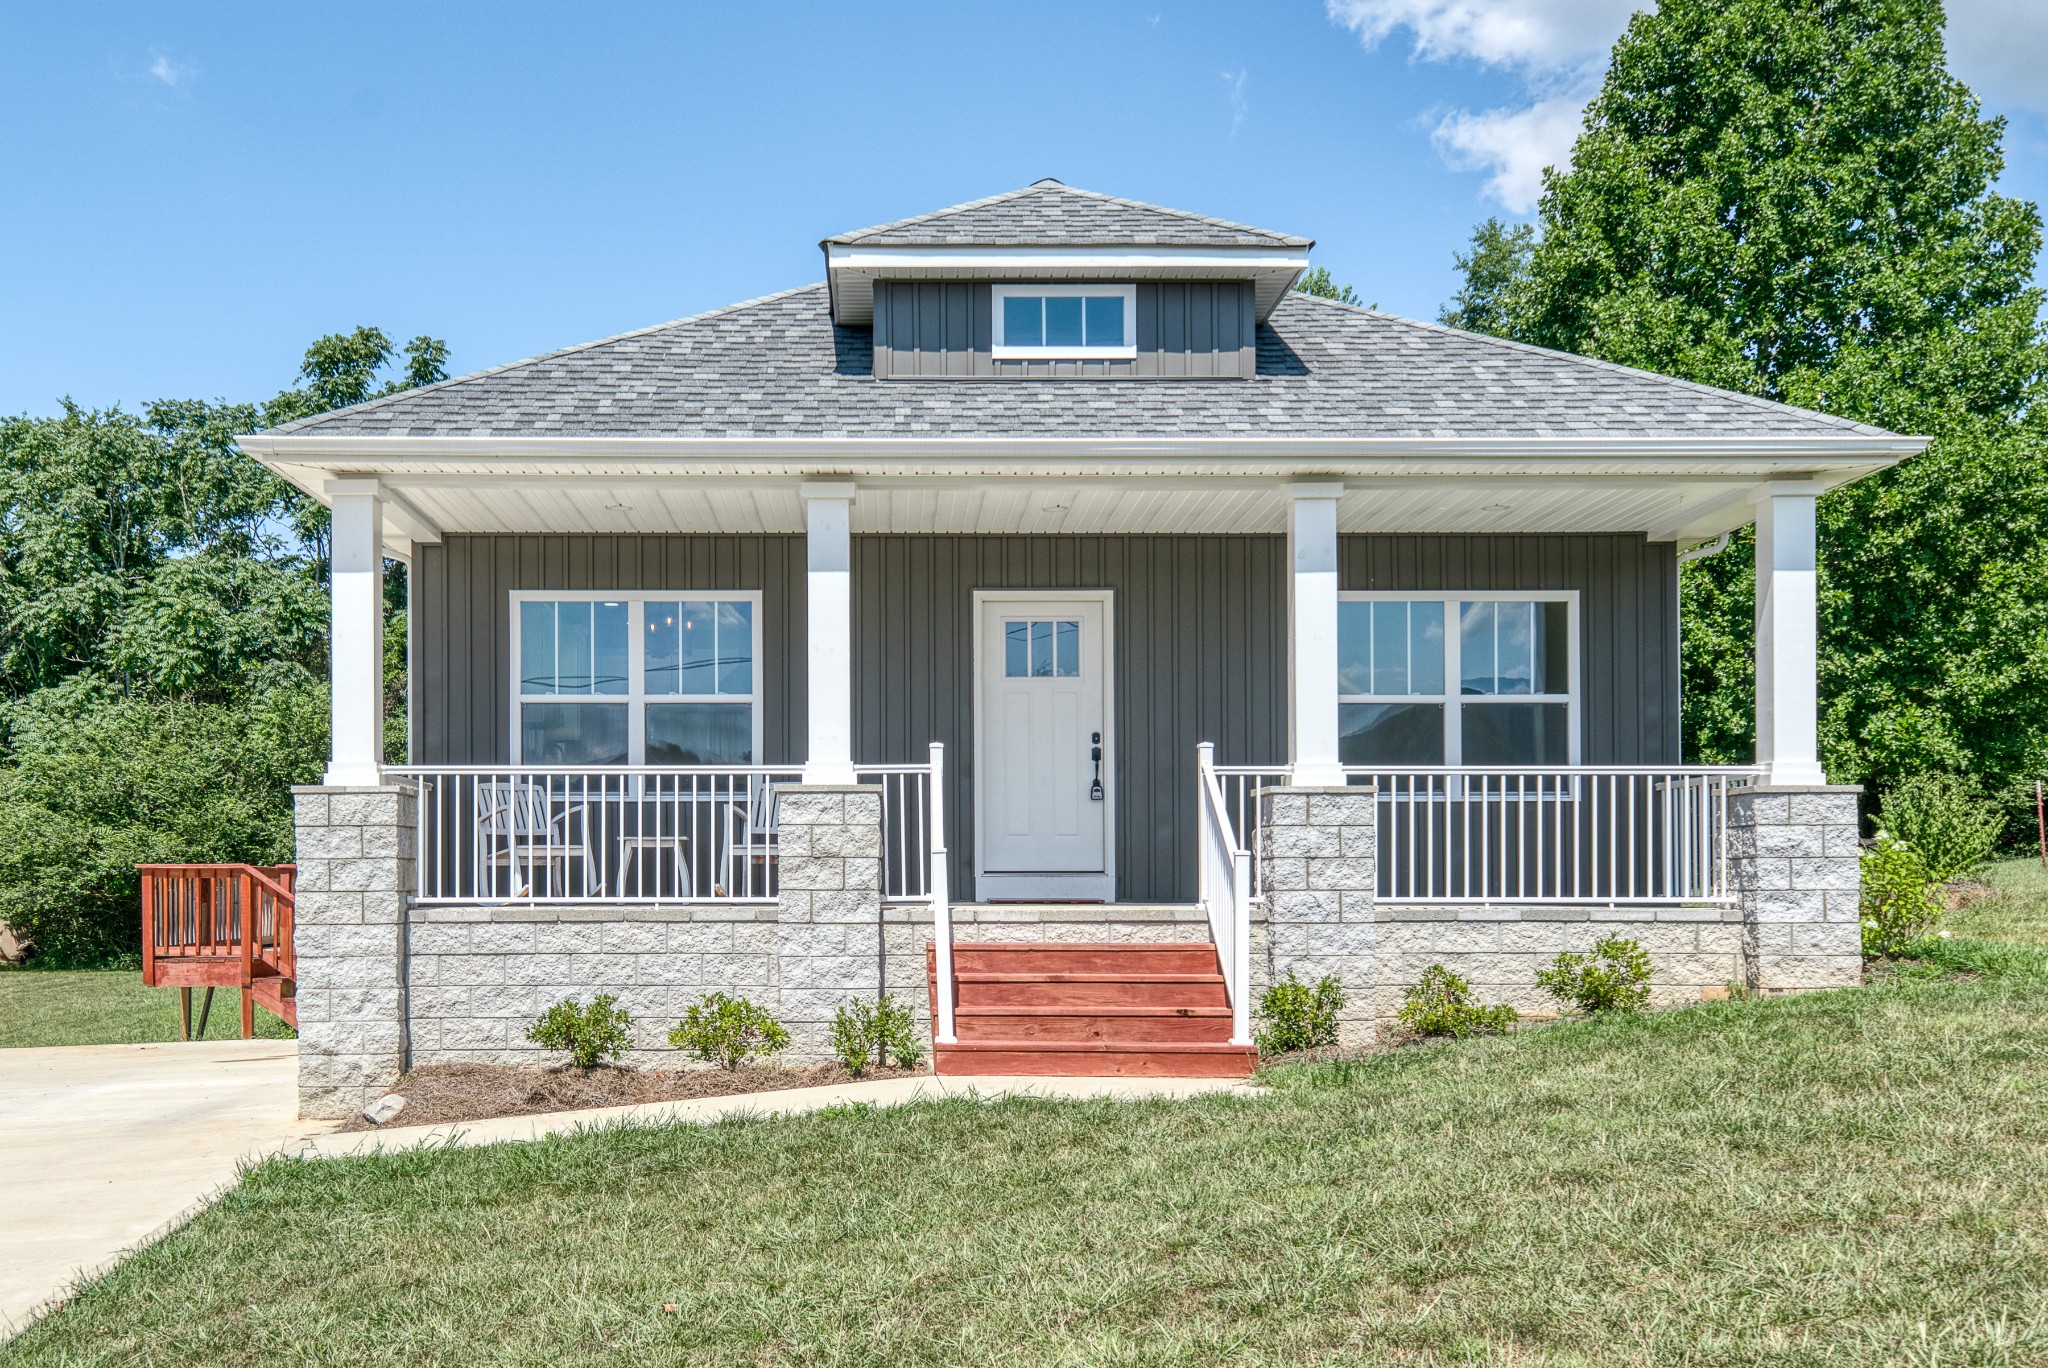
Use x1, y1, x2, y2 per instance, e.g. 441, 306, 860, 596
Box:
474, 780, 594, 899
715, 776, 781, 898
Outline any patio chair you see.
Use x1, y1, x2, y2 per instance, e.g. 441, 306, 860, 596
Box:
474, 779, 595, 899
715, 775, 781, 898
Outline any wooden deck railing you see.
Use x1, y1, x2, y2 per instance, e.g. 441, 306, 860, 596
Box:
138, 863, 298, 1036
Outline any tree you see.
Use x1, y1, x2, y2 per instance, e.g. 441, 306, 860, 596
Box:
1444, 0, 2048, 812
1437, 218, 1535, 336
1294, 266, 1367, 307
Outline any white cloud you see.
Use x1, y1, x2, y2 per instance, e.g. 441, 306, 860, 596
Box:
1221, 67, 1249, 133
1326, 0, 1641, 75
1946, 0, 2048, 116
1432, 94, 1587, 212
147, 53, 195, 88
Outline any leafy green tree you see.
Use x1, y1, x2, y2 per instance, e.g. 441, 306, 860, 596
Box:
1294, 266, 1367, 307
1437, 218, 1535, 336
1444, 0, 2048, 808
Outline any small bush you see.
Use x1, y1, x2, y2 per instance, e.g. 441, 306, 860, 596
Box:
829, 994, 927, 1075
1536, 936, 1652, 1014
1395, 964, 1519, 1038
525, 993, 633, 1069
1878, 773, 2004, 882
1861, 832, 1945, 957
1255, 972, 1345, 1054
668, 992, 790, 1070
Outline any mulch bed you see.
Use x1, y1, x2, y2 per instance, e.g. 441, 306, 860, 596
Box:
343, 1060, 927, 1131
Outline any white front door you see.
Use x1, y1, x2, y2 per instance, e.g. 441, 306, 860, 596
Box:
976, 593, 1113, 900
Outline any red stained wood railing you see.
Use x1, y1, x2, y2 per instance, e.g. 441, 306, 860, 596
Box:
138, 863, 298, 1037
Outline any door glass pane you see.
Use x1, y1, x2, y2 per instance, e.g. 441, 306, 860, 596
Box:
1005, 622, 1029, 677
1337, 601, 1370, 695
593, 601, 629, 695
716, 600, 754, 695
678, 601, 715, 693
1083, 295, 1123, 346
555, 602, 593, 694
1340, 703, 1446, 765
520, 601, 556, 694
1411, 601, 1445, 694
1030, 620, 1053, 677
1044, 296, 1084, 347
1002, 296, 1042, 347
1055, 620, 1079, 678
646, 601, 680, 694
1372, 602, 1409, 694
1459, 601, 1496, 695
520, 703, 628, 764
646, 703, 753, 764
1461, 702, 1570, 764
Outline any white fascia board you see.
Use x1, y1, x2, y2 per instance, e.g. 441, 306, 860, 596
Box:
825, 243, 1313, 273
237, 434, 1927, 469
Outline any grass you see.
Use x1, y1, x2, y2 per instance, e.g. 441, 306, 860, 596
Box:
11, 938, 2048, 1364
0, 968, 294, 1049
1950, 855, 2048, 946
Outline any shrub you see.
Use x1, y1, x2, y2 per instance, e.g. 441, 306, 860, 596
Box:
526, 994, 633, 1069
1536, 937, 1652, 1014
1861, 832, 1945, 957
829, 994, 927, 1075
1878, 773, 2005, 883
1255, 972, 1345, 1054
1395, 964, 1519, 1038
668, 992, 790, 1070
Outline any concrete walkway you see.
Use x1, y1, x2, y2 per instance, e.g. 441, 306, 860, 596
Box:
0, 1039, 335, 1334
1, 1041, 1256, 1335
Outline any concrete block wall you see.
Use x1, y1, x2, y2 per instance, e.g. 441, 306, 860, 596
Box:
290, 784, 416, 1119
1257, 786, 1379, 1047
1730, 785, 1864, 991
772, 785, 886, 1057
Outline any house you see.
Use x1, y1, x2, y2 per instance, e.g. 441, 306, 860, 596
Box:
240, 181, 1926, 1119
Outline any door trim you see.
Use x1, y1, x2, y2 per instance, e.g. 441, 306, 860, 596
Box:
972, 589, 1116, 902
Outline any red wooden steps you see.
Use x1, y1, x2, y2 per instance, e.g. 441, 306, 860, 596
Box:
927, 941, 1256, 1077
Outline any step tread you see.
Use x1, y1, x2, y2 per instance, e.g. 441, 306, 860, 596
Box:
954, 1005, 1231, 1017
938, 940, 1218, 951
936, 1040, 1254, 1054
955, 971, 1224, 984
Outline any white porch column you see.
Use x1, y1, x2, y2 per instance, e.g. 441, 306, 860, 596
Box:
1286, 483, 1345, 786
325, 479, 386, 786
1753, 484, 1828, 786
802, 482, 857, 784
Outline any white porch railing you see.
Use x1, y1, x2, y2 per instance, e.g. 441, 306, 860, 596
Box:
1211, 764, 1294, 898
1196, 744, 1254, 1046
392, 756, 943, 906
1360, 767, 1755, 905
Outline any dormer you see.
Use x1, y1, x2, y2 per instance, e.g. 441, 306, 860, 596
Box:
821, 179, 1313, 379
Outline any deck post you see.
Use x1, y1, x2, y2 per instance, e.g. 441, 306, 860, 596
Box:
325, 479, 387, 787
801, 483, 857, 785
1752, 484, 1828, 787
1286, 484, 1345, 787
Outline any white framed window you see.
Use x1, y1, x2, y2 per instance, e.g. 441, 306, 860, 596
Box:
1337, 591, 1580, 766
991, 283, 1137, 359
510, 590, 763, 765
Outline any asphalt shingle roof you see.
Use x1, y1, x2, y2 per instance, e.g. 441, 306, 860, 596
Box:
267, 285, 1894, 441
822, 179, 1313, 249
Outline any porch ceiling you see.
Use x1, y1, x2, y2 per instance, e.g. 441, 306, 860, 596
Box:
253, 458, 1902, 558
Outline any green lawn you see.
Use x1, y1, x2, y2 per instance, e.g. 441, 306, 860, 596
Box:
10, 934, 2048, 1364
1950, 855, 2048, 946
0, 968, 294, 1049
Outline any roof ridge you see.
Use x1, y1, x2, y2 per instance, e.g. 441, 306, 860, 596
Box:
264, 282, 830, 435
1279, 293, 1887, 437
822, 180, 1310, 247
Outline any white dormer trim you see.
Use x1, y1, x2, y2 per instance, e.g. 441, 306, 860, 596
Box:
824, 242, 1311, 325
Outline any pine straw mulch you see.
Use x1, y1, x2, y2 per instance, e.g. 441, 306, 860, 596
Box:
343, 1060, 927, 1131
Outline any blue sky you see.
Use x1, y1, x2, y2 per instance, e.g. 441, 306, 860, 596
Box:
4, 1, 2044, 418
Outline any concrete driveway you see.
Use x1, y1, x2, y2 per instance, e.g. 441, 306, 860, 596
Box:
0, 1039, 333, 1333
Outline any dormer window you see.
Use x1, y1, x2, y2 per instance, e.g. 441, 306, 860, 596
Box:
992, 284, 1137, 359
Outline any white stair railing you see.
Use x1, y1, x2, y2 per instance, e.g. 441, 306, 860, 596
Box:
927, 741, 955, 1044
1196, 743, 1254, 1046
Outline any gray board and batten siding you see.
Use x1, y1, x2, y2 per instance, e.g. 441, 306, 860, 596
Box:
410, 532, 1677, 903
872, 280, 1257, 379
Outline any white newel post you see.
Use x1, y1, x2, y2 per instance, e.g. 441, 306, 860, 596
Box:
802, 482, 857, 785
326, 480, 386, 787
1753, 485, 1827, 786
1287, 483, 1345, 787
